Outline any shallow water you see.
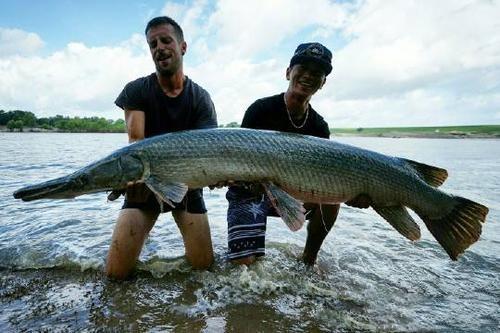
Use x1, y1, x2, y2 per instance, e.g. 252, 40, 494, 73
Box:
0, 132, 499, 332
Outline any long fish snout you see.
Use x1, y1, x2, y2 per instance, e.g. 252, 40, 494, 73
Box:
13, 172, 86, 201
13, 153, 144, 202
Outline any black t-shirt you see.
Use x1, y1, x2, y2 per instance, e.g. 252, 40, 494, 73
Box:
241, 93, 330, 138
228, 93, 330, 199
115, 74, 217, 211
115, 73, 217, 138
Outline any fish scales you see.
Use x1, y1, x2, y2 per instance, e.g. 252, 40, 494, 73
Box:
13, 128, 488, 260
132, 129, 434, 208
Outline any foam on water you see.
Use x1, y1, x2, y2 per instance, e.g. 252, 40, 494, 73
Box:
1, 133, 499, 332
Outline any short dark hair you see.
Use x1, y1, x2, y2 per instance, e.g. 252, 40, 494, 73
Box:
145, 16, 184, 42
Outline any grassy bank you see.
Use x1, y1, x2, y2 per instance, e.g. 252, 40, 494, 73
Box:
331, 125, 500, 138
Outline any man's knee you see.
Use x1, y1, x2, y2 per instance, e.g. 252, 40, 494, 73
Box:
307, 204, 340, 233
172, 211, 214, 269
106, 209, 158, 280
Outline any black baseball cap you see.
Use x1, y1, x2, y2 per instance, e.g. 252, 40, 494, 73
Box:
289, 42, 333, 76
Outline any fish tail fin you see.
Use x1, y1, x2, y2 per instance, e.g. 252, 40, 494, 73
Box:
419, 196, 488, 260
402, 158, 448, 187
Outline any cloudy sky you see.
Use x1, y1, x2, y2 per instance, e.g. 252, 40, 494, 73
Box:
1, 0, 499, 127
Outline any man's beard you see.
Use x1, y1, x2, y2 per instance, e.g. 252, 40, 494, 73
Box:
156, 59, 181, 77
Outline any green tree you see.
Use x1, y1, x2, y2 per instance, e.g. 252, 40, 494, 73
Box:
20, 112, 37, 127
224, 121, 240, 128
6, 119, 15, 131
6, 119, 24, 131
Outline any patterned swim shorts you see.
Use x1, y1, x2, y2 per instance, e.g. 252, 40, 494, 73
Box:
225, 186, 280, 260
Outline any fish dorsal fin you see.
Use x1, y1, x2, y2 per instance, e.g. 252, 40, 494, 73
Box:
372, 205, 421, 241
263, 182, 305, 231
402, 158, 448, 187
145, 176, 188, 208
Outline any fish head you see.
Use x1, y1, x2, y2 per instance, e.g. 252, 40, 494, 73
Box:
13, 152, 144, 201
81, 152, 144, 190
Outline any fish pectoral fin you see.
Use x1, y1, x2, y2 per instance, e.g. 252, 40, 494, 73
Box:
373, 205, 421, 241
263, 182, 305, 231
145, 177, 188, 207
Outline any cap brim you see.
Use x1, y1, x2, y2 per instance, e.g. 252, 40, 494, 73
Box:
290, 55, 332, 76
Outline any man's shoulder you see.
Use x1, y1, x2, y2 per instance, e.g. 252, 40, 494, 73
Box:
248, 93, 282, 113
185, 77, 210, 97
124, 73, 156, 90
309, 107, 330, 137
253, 93, 282, 106
310, 108, 328, 125
127, 73, 156, 86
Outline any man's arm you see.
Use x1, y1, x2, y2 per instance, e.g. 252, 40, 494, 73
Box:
124, 109, 145, 143
240, 100, 262, 129
107, 109, 145, 201
193, 89, 218, 129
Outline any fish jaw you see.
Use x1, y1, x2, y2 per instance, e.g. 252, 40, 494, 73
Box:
13, 173, 81, 201
13, 152, 144, 201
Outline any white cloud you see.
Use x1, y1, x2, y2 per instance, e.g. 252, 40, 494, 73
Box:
205, 0, 348, 59
332, 0, 500, 97
173, 0, 353, 123
1, 0, 499, 127
321, 0, 500, 126
0, 28, 45, 57
0, 34, 152, 118
188, 58, 284, 124
161, 0, 210, 42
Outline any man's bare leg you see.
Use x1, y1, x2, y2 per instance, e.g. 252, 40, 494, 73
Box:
172, 210, 214, 269
106, 208, 158, 280
302, 203, 340, 265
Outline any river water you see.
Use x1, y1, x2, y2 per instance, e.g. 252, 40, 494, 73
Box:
0, 132, 498, 332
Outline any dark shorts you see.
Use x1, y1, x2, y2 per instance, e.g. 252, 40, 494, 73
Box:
122, 188, 207, 214
226, 186, 315, 260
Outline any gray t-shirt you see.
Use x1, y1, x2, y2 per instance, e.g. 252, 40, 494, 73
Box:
115, 73, 217, 138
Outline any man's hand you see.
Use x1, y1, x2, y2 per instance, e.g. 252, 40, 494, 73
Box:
208, 180, 264, 195
107, 189, 125, 201
208, 180, 235, 190
107, 181, 150, 203
124, 181, 150, 203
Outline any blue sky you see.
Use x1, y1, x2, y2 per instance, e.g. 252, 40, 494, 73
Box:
0, 0, 163, 52
1, 0, 499, 127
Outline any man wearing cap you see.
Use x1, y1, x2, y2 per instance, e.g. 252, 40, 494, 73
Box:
225, 42, 340, 266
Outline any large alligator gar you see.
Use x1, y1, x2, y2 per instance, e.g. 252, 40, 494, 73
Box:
13, 128, 488, 260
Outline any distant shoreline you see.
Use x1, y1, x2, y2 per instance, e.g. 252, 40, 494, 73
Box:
1, 125, 499, 139
332, 125, 500, 139
332, 132, 500, 139
0, 126, 125, 134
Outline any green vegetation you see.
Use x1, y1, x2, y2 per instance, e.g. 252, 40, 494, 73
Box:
0, 110, 125, 133
332, 125, 500, 138
1, 110, 498, 138
220, 121, 240, 128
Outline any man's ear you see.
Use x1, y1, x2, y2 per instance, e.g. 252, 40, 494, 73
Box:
286, 67, 291, 80
181, 41, 187, 55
